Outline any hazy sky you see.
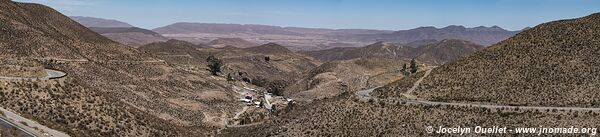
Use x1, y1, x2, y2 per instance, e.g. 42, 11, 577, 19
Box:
14, 0, 600, 31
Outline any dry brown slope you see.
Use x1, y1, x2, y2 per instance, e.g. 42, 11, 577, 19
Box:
0, 1, 243, 136
284, 58, 407, 101
196, 43, 321, 94
302, 40, 483, 65
219, 93, 600, 136
0, 1, 143, 60
380, 13, 600, 107
415, 39, 484, 64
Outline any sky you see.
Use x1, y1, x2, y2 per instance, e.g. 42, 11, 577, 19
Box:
14, 0, 600, 31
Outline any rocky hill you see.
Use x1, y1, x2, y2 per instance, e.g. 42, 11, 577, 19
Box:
414, 39, 484, 64
0, 1, 145, 60
220, 91, 600, 136
302, 39, 484, 64
219, 12, 600, 137
284, 58, 407, 102
140, 40, 320, 96
0, 1, 250, 136
301, 42, 414, 61
244, 43, 294, 55
207, 38, 259, 48
375, 13, 600, 107
198, 44, 320, 95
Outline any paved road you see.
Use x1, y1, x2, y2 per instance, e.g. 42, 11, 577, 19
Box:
44, 69, 66, 79
0, 117, 35, 137
33, 58, 88, 63
0, 69, 66, 80
357, 87, 600, 112
0, 107, 70, 137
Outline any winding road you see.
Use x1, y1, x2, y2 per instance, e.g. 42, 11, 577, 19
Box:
0, 107, 70, 137
0, 69, 66, 81
357, 67, 600, 113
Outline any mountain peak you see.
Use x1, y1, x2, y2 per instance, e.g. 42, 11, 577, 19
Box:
467, 25, 507, 31
442, 25, 466, 29
413, 26, 437, 30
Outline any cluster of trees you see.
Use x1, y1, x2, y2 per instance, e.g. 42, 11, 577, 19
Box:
401, 58, 418, 75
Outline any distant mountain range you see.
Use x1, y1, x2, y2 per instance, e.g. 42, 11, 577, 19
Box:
152, 22, 394, 50
152, 22, 520, 50
68, 16, 521, 50
153, 22, 394, 36
342, 25, 522, 46
302, 39, 484, 64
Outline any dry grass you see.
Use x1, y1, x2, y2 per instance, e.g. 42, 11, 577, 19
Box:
379, 13, 600, 107
220, 93, 600, 136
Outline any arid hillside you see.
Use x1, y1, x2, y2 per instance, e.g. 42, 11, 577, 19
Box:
0, 58, 46, 78
218, 12, 600, 137
302, 39, 483, 64
140, 41, 320, 95
0, 2, 144, 60
414, 39, 484, 64
219, 93, 600, 136
284, 58, 408, 102
196, 43, 321, 95
376, 13, 600, 107
0, 1, 252, 136
301, 42, 416, 61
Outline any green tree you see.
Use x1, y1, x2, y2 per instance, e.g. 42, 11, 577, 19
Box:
401, 63, 407, 72
410, 58, 418, 74
206, 55, 223, 76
